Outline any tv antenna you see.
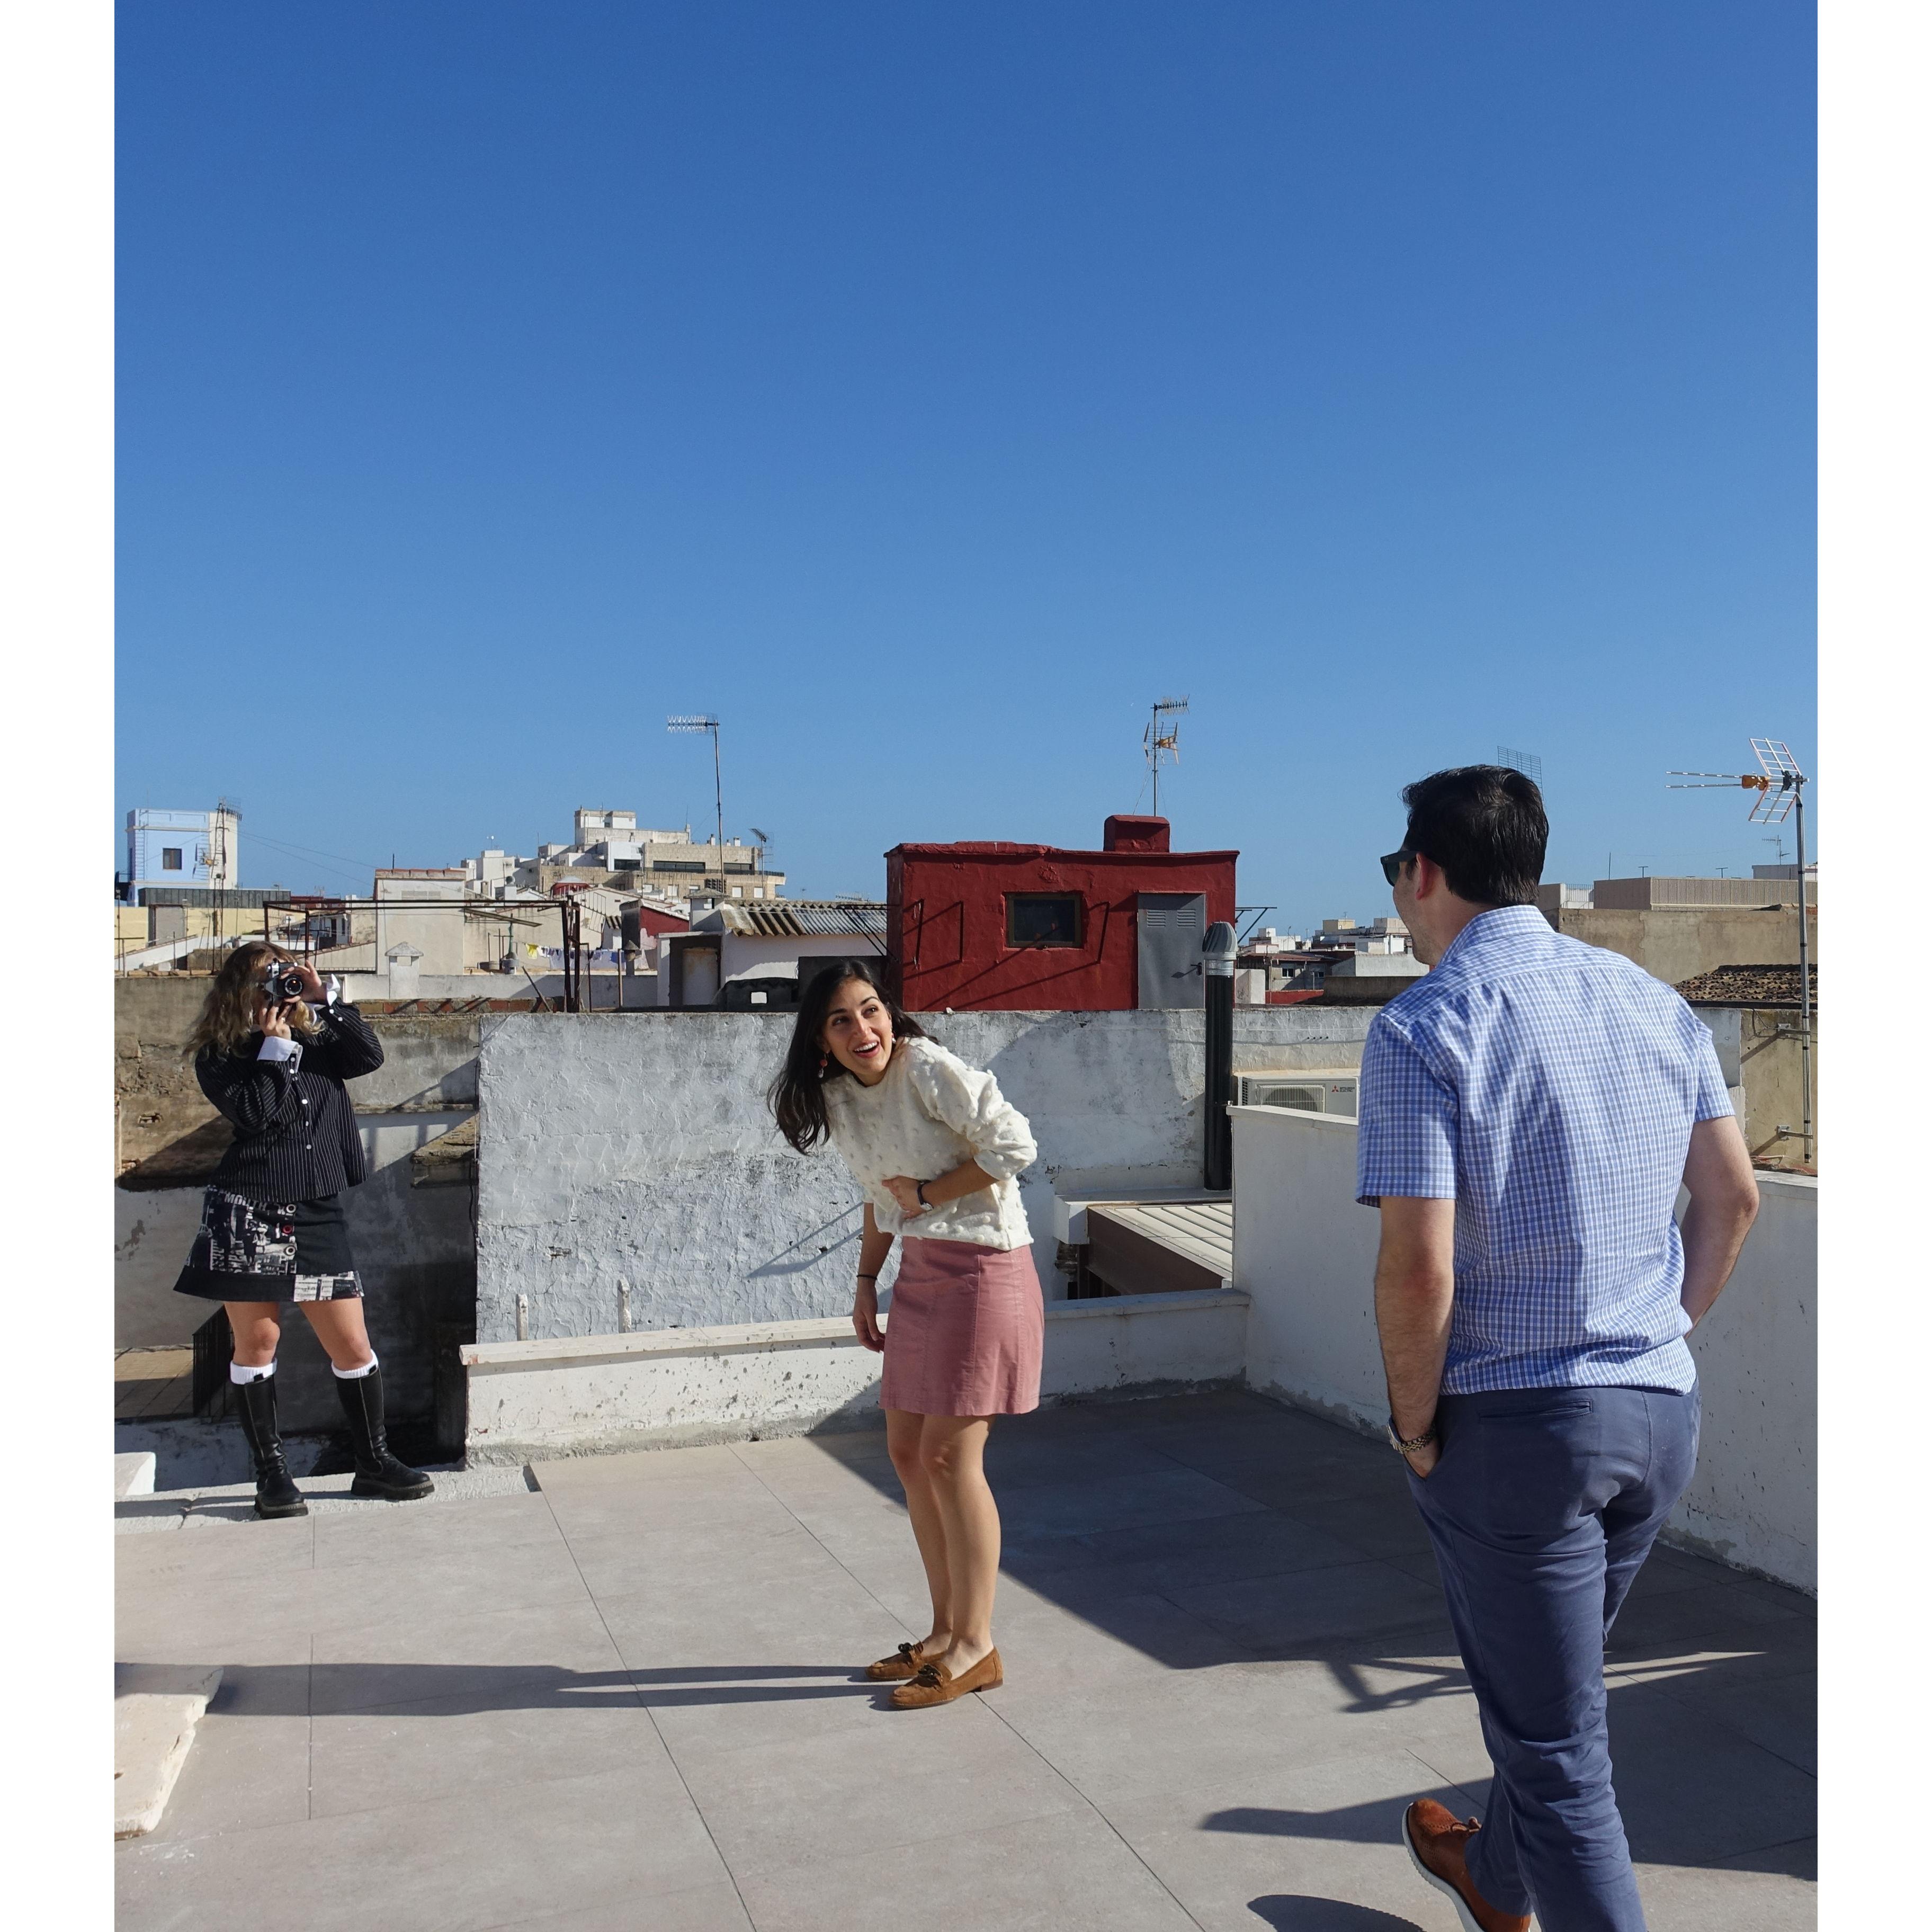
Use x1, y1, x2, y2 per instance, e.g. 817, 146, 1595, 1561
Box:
1667, 739, 1812, 1166
1496, 745, 1544, 786
667, 715, 725, 879
1144, 696, 1189, 818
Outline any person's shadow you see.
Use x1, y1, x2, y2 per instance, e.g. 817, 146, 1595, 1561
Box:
1248, 1901, 1426, 1931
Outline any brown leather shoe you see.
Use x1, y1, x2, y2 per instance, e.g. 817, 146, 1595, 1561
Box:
1402, 1800, 1531, 1932
889, 1647, 1004, 1708
865, 1641, 929, 1681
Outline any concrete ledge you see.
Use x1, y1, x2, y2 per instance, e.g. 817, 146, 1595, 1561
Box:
115, 1663, 223, 1838
114, 1453, 157, 1499
460, 1289, 1249, 1463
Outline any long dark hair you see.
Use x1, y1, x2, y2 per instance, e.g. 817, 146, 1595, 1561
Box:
189, 941, 318, 1057
768, 957, 928, 1153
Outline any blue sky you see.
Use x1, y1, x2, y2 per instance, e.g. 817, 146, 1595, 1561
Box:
116, 2, 1815, 932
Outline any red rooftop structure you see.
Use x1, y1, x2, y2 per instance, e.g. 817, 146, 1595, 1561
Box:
886, 816, 1238, 1012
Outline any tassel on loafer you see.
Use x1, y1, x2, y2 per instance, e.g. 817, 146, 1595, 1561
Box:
865, 1641, 931, 1682
889, 1648, 1004, 1709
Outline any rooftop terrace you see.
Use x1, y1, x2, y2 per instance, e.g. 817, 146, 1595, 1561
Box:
116, 1391, 1814, 1932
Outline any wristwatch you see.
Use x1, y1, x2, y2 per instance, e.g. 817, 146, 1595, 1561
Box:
914, 1180, 930, 1209
1387, 1418, 1438, 1457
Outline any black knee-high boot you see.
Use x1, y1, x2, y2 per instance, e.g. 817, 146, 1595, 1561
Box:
232, 1374, 307, 1519
334, 1364, 435, 1500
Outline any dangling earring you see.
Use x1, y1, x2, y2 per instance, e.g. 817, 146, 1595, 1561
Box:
818, 1053, 830, 1076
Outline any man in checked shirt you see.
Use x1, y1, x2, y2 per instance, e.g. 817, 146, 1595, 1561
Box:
1360, 766, 1761, 1932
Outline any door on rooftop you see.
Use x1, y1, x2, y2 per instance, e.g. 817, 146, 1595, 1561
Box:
1136, 893, 1205, 1009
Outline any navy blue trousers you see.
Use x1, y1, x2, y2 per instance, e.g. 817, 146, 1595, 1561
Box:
1409, 1384, 1700, 1932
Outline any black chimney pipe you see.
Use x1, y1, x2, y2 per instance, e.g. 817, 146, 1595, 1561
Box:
1203, 920, 1237, 1189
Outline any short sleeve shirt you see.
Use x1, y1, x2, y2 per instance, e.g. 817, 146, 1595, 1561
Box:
1356, 905, 1733, 1393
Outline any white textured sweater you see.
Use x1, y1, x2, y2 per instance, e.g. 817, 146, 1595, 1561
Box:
821, 1037, 1037, 1250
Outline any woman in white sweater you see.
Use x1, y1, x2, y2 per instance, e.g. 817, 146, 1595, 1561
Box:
770, 959, 1043, 1709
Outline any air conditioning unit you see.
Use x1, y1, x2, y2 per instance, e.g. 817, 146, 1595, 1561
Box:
1234, 1069, 1359, 1116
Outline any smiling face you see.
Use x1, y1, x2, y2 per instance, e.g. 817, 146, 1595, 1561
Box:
819, 975, 897, 1085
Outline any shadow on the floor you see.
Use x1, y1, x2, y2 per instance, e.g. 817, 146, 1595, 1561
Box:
1248, 1900, 1427, 1931
181, 1660, 883, 1718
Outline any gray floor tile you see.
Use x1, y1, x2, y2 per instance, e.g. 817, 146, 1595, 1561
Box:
533, 1443, 754, 1489
1649, 1665, 1815, 1774
556, 1516, 839, 1602
960, 1583, 1254, 1680
140, 1710, 312, 1842
733, 1806, 1201, 1931
310, 1682, 681, 1820
994, 1465, 1267, 1540
675, 1690, 1085, 1875
476, 1883, 755, 1932
1634, 1848, 1819, 1932
308, 1536, 593, 1624
639, 1660, 898, 1761
1605, 1680, 1817, 1867
1604, 1580, 1806, 1655
1604, 1617, 1815, 1690
1017, 1508, 1367, 1605
309, 1595, 627, 1714
117, 1511, 315, 1585
1001, 1656, 1491, 1810
1171, 1451, 1413, 1513
1168, 1561, 1453, 1656
1099, 1748, 1478, 1932
311, 1491, 566, 1570
595, 1561, 909, 1677
1276, 1491, 1439, 1562
541, 1480, 798, 1540
117, 1764, 731, 1932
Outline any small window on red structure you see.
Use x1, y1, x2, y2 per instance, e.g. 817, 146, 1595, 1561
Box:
1007, 894, 1084, 947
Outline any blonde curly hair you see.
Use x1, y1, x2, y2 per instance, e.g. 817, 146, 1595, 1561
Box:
187, 941, 318, 1058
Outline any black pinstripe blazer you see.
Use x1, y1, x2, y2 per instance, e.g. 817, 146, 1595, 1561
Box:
194, 1004, 385, 1204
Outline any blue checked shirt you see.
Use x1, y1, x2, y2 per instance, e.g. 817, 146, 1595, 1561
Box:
1356, 904, 1733, 1393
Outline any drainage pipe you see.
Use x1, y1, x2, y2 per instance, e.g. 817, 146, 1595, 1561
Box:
1203, 920, 1237, 1189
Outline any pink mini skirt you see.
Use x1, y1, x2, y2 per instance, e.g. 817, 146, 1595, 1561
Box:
882, 1237, 1045, 1418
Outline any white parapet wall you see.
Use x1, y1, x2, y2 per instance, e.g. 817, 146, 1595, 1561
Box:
1230, 1105, 1817, 1593
1669, 1171, 1815, 1590
474, 1006, 1371, 1346
460, 1287, 1249, 1463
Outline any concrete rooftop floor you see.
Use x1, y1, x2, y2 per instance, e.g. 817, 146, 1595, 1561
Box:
115, 1391, 1815, 1932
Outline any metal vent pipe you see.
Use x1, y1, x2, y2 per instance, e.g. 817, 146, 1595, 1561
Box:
1203, 921, 1237, 1189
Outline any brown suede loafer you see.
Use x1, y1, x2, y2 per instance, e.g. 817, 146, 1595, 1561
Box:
889, 1648, 1004, 1708
1402, 1800, 1531, 1932
865, 1641, 929, 1682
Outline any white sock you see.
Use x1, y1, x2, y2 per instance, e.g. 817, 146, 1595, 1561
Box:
230, 1360, 275, 1384
331, 1354, 379, 1380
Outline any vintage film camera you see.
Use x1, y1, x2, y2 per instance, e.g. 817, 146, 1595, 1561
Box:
263, 961, 307, 1005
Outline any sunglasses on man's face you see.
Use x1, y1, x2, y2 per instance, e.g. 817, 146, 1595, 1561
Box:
1380, 849, 1415, 888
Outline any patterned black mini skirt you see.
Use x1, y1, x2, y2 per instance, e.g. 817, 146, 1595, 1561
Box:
172, 1189, 364, 1304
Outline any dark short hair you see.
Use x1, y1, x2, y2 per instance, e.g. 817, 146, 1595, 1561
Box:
766, 957, 929, 1154
1400, 765, 1548, 906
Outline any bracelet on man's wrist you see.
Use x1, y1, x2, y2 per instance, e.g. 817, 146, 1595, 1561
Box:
856, 1272, 879, 1284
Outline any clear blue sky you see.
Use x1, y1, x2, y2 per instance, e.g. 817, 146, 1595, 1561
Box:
117, 2, 1815, 933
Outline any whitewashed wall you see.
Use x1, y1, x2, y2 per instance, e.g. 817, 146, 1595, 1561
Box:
476, 1007, 1372, 1345
1230, 1106, 1817, 1592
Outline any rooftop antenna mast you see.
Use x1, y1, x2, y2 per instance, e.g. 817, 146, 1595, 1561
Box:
667, 715, 724, 890
1667, 739, 1812, 1166
1145, 696, 1189, 818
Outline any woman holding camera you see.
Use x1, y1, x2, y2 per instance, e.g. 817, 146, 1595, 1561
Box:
770, 959, 1043, 1709
173, 941, 433, 1519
